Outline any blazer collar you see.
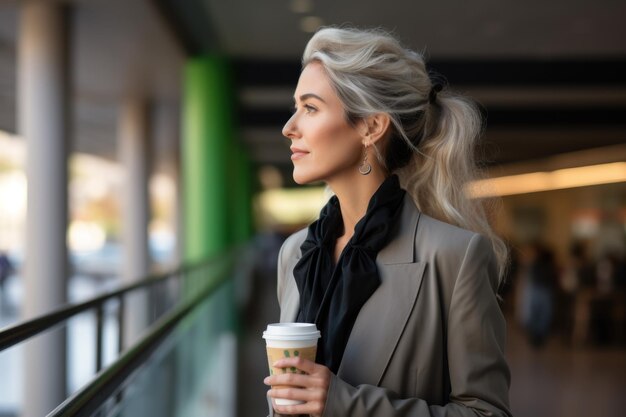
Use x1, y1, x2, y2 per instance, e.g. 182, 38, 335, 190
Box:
377, 196, 420, 264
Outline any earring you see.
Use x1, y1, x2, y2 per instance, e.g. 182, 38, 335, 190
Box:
359, 148, 372, 175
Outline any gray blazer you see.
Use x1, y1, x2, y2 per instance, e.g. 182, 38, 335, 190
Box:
273, 197, 512, 417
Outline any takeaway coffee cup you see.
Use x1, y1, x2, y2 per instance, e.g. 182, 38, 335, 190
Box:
263, 323, 321, 406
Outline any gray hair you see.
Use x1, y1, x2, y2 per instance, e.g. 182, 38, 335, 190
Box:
303, 26, 508, 279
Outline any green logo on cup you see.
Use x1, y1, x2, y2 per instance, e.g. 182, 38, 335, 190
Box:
283, 350, 299, 373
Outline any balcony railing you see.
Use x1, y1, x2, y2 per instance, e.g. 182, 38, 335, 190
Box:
0, 250, 240, 417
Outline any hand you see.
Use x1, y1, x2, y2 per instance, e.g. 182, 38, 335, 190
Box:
264, 356, 331, 417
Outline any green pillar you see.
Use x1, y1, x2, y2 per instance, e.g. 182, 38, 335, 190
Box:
182, 56, 233, 262
178, 56, 237, 410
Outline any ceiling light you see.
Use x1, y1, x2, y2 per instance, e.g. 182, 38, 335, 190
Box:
290, 0, 313, 14
300, 16, 324, 33
466, 162, 626, 198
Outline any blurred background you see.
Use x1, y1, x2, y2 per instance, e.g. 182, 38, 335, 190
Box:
0, 0, 625, 416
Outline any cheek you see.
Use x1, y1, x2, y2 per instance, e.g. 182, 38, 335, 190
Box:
311, 119, 360, 154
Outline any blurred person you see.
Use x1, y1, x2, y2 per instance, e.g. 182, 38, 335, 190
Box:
264, 27, 511, 417
0, 250, 14, 312
613, 252, 626, 342
560, 241, 593, 294
591, 251, 626, 344
559, 241, 594, 342
595, 251, 621, 294
520, 242, 557, 347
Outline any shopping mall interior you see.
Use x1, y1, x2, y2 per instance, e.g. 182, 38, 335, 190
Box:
0, 1, 625, 416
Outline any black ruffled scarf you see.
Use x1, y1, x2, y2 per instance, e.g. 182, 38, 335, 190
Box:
294, 175, 406, 373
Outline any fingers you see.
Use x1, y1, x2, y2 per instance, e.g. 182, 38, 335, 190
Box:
271, 397, 325, 416
272, 356, 317, 374
265, 358, 329, 390
265, 372, 308, 388
264, 371, 326, 389
268, 385, 323, 403
264, 359, 330, 417
268, 392, 326, 417
265, 384, 326, 416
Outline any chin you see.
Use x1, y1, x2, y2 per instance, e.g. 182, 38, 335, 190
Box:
292, 171, 326, 185
292, 168, 321, 185
292, 173, 312, 185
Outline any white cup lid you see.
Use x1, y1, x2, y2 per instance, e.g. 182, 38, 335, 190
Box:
263, 322, 321, 341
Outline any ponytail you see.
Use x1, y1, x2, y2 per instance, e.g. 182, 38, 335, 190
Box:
397, 94, 509, 278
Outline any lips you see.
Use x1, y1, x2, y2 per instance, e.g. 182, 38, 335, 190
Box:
290, 147, 309, 160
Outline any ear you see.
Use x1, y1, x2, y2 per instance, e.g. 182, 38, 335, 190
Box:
360, 113, 391, 146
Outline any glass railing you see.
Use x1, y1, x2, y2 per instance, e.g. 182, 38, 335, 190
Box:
0, 249, 242, 417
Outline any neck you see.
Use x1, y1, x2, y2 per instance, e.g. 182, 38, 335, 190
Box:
328, 170, 388, 238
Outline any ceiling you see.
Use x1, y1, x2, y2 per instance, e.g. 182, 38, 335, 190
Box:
0, 0, 184, 171
1, 0, 625, 185
199, 0, 626, 59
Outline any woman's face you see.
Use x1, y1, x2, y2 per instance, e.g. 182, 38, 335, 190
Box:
282, 61, 364, 185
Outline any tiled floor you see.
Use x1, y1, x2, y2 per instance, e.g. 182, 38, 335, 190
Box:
237, 271, 626, 417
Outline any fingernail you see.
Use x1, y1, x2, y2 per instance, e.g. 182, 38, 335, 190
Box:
263, 377, 269, 384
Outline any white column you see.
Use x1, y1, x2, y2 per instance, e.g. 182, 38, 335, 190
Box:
18, 2, 68, 416
173, 157, 183, 266
118, 98, 151, 349
163, 153, 182, 267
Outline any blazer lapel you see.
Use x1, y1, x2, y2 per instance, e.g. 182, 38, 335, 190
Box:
338, 262, 426, 386
280, 250, 301, 323
338, 198, 426, 386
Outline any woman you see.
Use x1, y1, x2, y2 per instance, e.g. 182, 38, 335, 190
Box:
264, 26, 511, 417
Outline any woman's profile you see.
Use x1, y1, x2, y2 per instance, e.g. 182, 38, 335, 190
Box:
264, 26, 512, 417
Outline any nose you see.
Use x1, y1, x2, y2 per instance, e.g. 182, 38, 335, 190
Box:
282, 112, 298, 140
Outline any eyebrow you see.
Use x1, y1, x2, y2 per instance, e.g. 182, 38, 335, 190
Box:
295, 93, 326, 103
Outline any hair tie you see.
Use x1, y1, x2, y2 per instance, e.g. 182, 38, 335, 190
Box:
429, 82, 443, 104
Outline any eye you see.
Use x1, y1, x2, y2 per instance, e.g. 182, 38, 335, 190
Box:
291, 103, 317, 115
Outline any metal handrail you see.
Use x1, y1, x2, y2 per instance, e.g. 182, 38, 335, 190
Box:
0, 253, 221, 352
46, 253, 235, 417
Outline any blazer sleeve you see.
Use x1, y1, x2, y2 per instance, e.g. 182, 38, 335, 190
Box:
321, 233, 512, 417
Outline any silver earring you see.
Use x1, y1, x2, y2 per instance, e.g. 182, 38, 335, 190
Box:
359, 150, 372, 175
